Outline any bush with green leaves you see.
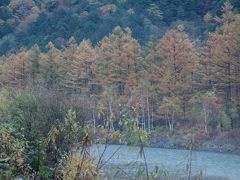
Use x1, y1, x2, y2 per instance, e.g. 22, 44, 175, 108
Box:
0, 124, 51, 179
0, 124, 29, 178
7, 91, 39, 135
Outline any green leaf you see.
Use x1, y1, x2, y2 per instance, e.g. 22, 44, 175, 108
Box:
139, 146, 143, 158
0, 157, 11, 163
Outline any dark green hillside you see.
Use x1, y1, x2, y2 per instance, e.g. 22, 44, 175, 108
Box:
0, 0, 240, 55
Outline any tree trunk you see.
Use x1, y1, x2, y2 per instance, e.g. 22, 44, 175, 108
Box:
109, 100, 115, 131
171, 112, 175, 132
141, 94, 146, 130
168, 112, 174, 132
203, 106, 208, 134
167, 116, 172, 132
147, 90, 151, 133
151, 101, 154, 129
183, 97, 186, 121
226, 62, 232, 113
92, 108, 96, 134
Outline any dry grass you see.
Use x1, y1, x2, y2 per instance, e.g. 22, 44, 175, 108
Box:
55, 150, 99, 180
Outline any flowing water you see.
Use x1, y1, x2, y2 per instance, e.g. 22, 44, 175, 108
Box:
91, 144, 240, 180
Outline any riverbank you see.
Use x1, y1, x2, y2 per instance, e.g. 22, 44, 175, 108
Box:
98, 127, 240, 155
145, 136, 240, 155
145, 128, 240, 155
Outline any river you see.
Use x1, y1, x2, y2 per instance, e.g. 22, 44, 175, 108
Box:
90, 144, 240, 180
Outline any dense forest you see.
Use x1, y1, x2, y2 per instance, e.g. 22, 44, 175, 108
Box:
1, 0, 240, 179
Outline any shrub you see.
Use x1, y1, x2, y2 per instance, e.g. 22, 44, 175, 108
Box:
7, 91, 39, 134
0, 124, 30, 178
55, 151, 98, 180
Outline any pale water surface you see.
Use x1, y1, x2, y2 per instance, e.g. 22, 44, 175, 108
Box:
91, 144, 240, 180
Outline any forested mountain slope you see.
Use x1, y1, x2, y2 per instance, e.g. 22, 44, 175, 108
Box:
0, 0, 240, 55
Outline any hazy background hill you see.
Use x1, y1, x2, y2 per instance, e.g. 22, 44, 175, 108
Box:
0, 0, 240, 55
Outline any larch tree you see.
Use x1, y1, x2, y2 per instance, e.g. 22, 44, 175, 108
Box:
198, 44, 214, 91
40, 42, 63, 88
4, 51, 30, 88
96, 26, 142, 96
96, 26, 143, 131
63, 39, 96, 94
206, 1, 240, 126
27, 44, 42, 84
61, 37, 78, 91
150, 25, 198, 120
142, 40, 165, 131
